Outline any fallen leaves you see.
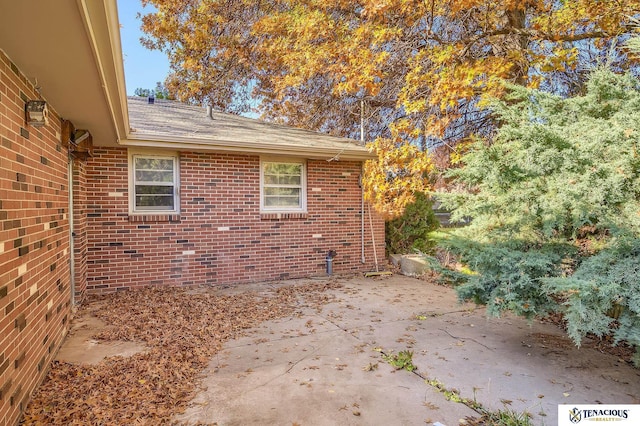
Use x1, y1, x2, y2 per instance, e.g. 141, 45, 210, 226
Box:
362, 362, 379, 371
21, 280, 342, 425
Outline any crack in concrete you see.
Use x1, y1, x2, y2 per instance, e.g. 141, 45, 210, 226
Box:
253, 341, 325, 390
439, 328, 494, 350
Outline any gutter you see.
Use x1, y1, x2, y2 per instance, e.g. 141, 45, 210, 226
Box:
77, 0, 130, 143
119, 136, 376, 161
360, 165, 366, 264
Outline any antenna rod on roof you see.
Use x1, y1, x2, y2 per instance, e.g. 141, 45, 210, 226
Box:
206, 105, 214, 120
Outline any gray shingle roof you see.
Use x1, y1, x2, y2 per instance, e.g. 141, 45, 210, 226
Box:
123, 96, 374, 160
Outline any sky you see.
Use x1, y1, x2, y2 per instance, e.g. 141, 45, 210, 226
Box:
117, 1, 170, 95
116, 0, 258, 117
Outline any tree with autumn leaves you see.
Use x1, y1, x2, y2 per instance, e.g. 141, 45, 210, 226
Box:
138, 1, 640, 360
139, 0, 638, 217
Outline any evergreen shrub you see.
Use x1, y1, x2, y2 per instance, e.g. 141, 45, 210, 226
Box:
386, 191, 439, 255
437, 68, 640, 364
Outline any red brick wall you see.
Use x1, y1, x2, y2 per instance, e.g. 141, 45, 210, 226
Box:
85, 148, 385, 292
0, 50, 72, 426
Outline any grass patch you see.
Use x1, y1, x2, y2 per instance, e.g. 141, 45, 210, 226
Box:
464, 408, 533, 425
425, 378, 533, 425
382, 350, 417, 372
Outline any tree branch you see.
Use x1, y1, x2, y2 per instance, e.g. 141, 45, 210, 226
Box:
461, 24, 634, 50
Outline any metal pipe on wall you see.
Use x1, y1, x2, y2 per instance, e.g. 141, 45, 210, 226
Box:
360, 166, 365, 264
68, 156, 75, 306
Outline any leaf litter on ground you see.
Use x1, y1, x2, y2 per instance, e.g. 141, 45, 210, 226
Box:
21, 280, 343, 425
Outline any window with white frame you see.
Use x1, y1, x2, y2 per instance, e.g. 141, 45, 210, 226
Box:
129, 152, 179, 213
261, 159, 306, 212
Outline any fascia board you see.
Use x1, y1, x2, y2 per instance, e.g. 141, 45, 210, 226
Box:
119, 135, 376, 161
77, 0, 129, 143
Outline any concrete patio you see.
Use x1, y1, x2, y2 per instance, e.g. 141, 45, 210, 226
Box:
56, 275, 640, 425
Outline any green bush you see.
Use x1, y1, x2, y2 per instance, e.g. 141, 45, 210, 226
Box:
385, 191, 439, 255
544, 238, 640, 365
437, 68, 640, 364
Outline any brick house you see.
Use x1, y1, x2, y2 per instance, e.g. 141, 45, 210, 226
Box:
86, 96, 381, 294
0, 2, 382, 424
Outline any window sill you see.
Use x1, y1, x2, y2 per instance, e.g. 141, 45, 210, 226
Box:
260, 212, 308, 220
128, 214, 181, 223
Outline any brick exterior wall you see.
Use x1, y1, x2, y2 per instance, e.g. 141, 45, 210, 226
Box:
85, 148, 385, 293
0, 50, 72, 426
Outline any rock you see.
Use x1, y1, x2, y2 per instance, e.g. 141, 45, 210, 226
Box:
389, 253, 403, 267
399, 254, 430, 276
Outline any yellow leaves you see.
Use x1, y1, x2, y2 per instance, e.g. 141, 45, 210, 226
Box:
360, 0, 395, 18
363, 137, 432, 219
403, 54, 509, 123
447, 0, 491, 15
143, 0, 640, 185
403, 99, 427, 115
259, 4, 404, 100
537, 46, 579, 73
449, 140, 473, 165
371, 25, 402, 43
431, 45, 456, 65
531, 0, 640, 37
527, 75, 542, 90
361, 0, 428, 23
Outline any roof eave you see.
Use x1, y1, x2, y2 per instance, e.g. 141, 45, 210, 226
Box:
120, 135, 376, 161
78, 0, 129, 143
0, 0, 128, 146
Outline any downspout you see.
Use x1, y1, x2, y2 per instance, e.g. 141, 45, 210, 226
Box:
68, 156, 75, 305
359, 101, 366, 264
360, 164, 365, 264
